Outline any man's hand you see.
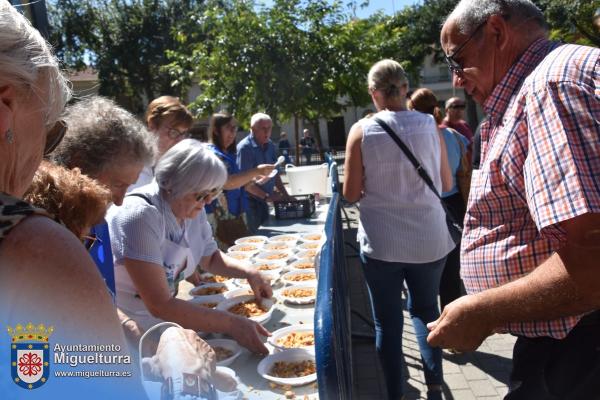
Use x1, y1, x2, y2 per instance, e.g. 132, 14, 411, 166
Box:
247, 270, 273, 302
427, 294, 495, 352
255, 164, 276, 176
229, 316, 271, 354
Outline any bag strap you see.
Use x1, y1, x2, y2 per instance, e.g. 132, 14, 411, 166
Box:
373, 117, 441, 200
373, 117, 462, 226
126, 193, 153, 205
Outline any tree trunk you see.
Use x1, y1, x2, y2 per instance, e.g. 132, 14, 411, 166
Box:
312, 119, 325, 161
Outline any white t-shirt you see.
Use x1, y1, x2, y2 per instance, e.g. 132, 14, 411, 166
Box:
106, 182, 218, 317
357, 110, 454, 263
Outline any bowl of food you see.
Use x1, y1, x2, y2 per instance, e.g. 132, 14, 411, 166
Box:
297, 241, 321, 251
295, 249, 318, 260
198, 273, 233, 285
255, 250, 294, 264
226, 251, 254, 263
189, 282, 228, 297
216, 295, 275, 324
191, 296, 223, 309
262, 242, 296, 253
288, 259, 315, 272
206, 339, 242, 367
269, 324, 315, 352
235, 235, 268, 246
280, 285, 317, 305
257, 349, 317, 386
223, 287, 254, 299
281, 270, 317, 286
227, 243, 261, 255
268, 234, 300, 245
299, 232, 323, 243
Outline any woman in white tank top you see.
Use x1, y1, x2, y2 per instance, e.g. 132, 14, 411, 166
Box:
344, 59, 453, 400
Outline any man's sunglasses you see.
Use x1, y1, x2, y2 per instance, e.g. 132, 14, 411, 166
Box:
44, 120, 67, 156
196, 188, 222, 203
444, 19, 487, 76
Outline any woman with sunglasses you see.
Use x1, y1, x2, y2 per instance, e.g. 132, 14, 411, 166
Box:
129, 95, 195, 191
0, 3, 143, 398
107, 139, 273, 354
206, 112, 275, 248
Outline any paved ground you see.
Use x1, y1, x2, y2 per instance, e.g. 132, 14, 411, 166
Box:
342, 206, 516, 400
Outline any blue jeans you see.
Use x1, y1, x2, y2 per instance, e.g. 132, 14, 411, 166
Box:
360, 254, 446, 399
247, 197, 269, 234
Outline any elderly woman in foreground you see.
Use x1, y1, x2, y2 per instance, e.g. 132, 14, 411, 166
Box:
0, 2, 142, 397
107, 139, 273, 354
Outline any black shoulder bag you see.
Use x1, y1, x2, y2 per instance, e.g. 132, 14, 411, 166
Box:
373, 117, 463, 244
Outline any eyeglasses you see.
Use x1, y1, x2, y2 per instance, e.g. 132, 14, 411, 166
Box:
44, 120, 67, 156
166, 127, 191, 140
195, 188, 222, 203
444, 19, 488, 76
82, 233, 102, 251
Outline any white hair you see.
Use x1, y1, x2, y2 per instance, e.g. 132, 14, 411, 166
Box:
367, 59, 408, 98
0, 1, 71, 124
250, 113, 272, 128
446, 0, 547, 35
155, 139, 227, 199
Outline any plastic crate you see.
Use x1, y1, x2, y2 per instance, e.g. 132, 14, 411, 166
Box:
274, 194, 316, 220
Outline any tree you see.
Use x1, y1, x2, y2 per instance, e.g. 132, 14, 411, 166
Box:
535, 0, 600, 47
48, 0, 206, 113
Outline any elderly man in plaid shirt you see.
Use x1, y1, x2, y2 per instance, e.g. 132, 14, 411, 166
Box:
427, 0, 600, 398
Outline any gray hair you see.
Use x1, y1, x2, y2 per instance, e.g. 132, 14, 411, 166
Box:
446, 0, 547, 35
52, 96, 155, 177
154, 139, 227, 199
250, 113, 272, 128
368, 59, 408, 98
0, 1, 71, 124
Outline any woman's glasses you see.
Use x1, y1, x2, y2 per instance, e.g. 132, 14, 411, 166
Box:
82, 234, 102, 251
195, 188, 222, 203
44, 120, 67, 156
166, 127, 191, 140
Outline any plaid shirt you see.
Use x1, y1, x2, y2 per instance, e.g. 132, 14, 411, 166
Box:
461, 38, 600, 339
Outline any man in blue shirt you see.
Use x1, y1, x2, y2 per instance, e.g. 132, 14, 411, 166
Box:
237, 113, 292, 232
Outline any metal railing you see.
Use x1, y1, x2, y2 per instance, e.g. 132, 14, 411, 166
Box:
314, 162, 353, 399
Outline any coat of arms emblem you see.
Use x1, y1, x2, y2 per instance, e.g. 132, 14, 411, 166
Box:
7, 323, 53, 390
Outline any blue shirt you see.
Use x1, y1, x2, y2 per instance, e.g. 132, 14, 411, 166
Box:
205, 144, 248, 216
441, 127, 469, 198
89, 221, 116, 302
237, 134, 277, 196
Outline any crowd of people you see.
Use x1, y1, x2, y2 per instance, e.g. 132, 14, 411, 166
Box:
0, 0, 598, 399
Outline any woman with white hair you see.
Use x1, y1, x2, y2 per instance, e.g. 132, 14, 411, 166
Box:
107, 139, 272, 354
344, 59, 453, 400
0, 2, 142, 397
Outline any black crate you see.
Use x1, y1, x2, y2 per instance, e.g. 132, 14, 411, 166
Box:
274, 194, 316, 220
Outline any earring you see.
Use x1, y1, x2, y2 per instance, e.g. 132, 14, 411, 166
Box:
5, 129, 14, 144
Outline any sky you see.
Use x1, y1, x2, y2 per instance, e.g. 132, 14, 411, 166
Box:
260, 0, 420, 19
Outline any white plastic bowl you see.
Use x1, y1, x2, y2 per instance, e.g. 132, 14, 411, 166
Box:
255, 250, 294, 264
189, 282, 228, 298
281, 270, 318, 286
216, 294, 275, 324
234, 235, 268, 246
262, 242, 297, 253
226, 251, 254, 264
257, 348, 317, 386
224, 287, 254, 299
268, 234, 300, 245
280, 284, 317, 305
190, 295, 224, 309
198, 273, 233, 285
297, 241, 321, 251
207, 339, 242, 367
269, 324, 315, 352
299, 232, 324, 243
288, 259, 316, 272
227, 243, 261, 255
295, 249, 318, 260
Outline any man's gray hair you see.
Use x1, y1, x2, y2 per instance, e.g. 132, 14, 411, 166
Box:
250, 113, 272, 128
0, 1, 71, 124
446, 0, 547, 35
52, 96, 155, 177
155, 139, 227, 199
